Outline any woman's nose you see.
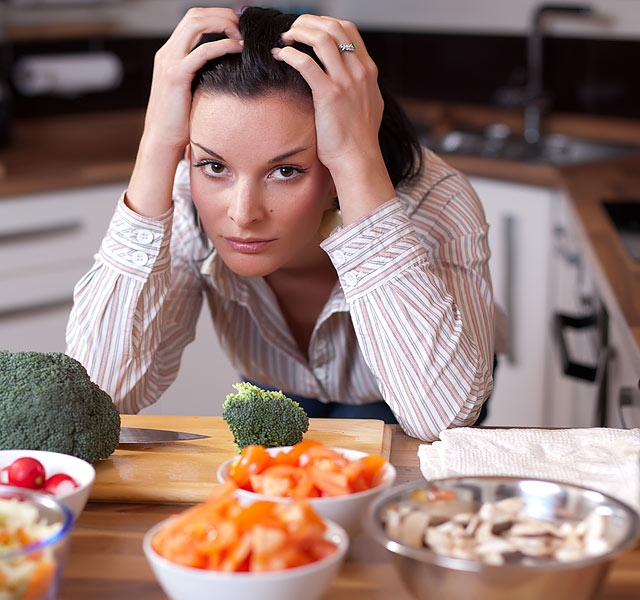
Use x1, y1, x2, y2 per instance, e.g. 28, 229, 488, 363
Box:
227, 182, 266, 225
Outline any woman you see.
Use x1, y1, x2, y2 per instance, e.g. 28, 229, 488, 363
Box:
66, 6, 495, 442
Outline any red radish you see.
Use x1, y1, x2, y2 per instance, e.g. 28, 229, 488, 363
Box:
42, 473, 79, 496
5, 457, 46, 489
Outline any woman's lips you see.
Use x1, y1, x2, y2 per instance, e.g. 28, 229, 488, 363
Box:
224, 237, 275, 253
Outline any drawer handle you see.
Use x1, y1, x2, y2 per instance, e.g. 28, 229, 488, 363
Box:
0, 220, 81, 245
503, 214, 517, 365
552, 312, 599, 381
0, 297, 73, 321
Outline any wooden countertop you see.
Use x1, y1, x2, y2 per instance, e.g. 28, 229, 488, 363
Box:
58, 423, 640, 599
1, 106, 638, 363
0, 110, 143, 196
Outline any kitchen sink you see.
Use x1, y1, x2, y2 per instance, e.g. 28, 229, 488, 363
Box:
420, 124, 640, 166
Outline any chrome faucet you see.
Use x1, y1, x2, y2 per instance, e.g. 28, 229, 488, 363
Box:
523, 3, 593, 143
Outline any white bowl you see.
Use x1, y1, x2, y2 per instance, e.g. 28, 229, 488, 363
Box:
217, 446, 396, 536
143, 515, 348, 600
0, 449, 95, 519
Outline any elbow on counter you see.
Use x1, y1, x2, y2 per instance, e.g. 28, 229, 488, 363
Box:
392, 355, 495, 443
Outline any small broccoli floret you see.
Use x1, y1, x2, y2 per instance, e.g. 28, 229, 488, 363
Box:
0, 350, 121, 463
222, 382, 309, 451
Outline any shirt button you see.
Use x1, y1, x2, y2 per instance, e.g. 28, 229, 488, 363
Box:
333, 250, 346, 265
132, 251, 149, 266
136, 229, 154, 244
343, 271, 358, 287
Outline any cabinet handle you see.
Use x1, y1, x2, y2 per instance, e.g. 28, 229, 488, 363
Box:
0, 220, 81, 245
503, 214, 517, 364
0, 297, 73, 321
552, 312, 599, 381
552, 310, 611, 426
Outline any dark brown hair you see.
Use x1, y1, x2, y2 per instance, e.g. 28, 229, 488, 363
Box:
192, 6, 423, 187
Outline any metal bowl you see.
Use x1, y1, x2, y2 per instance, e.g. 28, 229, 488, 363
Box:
362, 477, 640, 600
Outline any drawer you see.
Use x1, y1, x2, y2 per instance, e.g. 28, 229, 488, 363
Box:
0, 183, 123, 278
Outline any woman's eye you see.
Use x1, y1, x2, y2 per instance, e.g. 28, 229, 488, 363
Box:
271, 166, 306, 181
194, 160, 227, 177
204, 161, 225, 175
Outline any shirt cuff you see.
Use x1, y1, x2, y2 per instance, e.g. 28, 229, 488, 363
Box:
99, 193, 174, 276
321, 197, 427, 301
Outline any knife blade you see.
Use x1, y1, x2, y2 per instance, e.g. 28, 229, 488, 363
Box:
118, 427, 210, 445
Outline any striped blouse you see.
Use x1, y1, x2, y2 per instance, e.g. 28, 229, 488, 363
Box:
66, 147, 495, 442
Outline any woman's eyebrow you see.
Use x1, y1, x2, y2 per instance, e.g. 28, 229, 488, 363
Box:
190, 140, 313, 164
190, 141, 224, 161
268, 145, 314, 164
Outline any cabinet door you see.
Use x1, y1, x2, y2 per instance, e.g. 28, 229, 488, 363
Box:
545, 194, 603, 427
0, 183, 123, 353
607, 315, 640, 429
469, 177, 554, 426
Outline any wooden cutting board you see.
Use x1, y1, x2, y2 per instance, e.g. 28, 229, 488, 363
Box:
90, 415, 391, 504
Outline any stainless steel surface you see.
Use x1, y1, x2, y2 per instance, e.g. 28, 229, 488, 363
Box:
118, 427, 210, 445
362, 476, 640, 600
421, 126, 640, 166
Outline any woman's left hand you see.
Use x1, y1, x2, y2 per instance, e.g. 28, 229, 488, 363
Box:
273, 15, 396, 222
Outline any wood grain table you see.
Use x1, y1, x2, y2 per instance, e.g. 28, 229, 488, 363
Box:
58, 425, 640, 599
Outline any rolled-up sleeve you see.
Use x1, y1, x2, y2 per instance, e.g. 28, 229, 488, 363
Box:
66, 186, 206, 414
322, 173, 494, 441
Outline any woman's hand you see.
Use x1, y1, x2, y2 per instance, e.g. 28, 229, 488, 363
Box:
273, 15, 396, 223
127, 8, 242, 217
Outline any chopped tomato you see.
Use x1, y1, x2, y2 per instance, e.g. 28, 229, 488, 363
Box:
343, 454, 389, 491
228, 445, 273, 489
151, 483, 336, 573
280, 439, 324, 462
250, 464, 315, 499
306, 466, 350, 497
225, 440, 389, 499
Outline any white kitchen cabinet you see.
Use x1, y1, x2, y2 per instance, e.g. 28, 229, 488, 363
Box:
607, 317, 640, 429
0, 184, 123, 353
0, 183, 239, 416
544, 194, 640, 429
545, 193, 605, 428
469, 176, 555, 426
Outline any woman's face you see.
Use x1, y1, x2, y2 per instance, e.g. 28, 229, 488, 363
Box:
188, 91, 336, 278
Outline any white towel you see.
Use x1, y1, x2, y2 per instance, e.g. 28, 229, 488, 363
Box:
418, 427, 640, 512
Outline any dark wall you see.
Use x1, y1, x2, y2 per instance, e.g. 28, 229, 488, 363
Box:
363, 30, 640, 119
2, 30, 639, 120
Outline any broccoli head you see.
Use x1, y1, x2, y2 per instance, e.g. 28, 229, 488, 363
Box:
222, 382, 309, 451
0, 350, 121, 463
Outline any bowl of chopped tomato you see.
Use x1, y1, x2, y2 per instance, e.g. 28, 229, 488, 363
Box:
217, 440, 396, 535
143, 482, 348, 600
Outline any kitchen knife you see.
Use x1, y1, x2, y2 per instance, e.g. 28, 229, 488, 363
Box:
118, 427, 210, 445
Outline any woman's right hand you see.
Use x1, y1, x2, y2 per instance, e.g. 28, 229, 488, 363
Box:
127, 8, 242, 218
